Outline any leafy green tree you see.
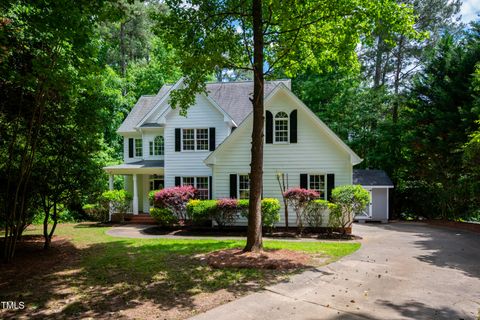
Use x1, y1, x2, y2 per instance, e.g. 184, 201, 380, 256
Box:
399, 23, 480, 219
0, 0, 110, 261
154, 0, 416, 251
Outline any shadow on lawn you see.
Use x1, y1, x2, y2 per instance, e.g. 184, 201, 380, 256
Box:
0, 236, 295, 319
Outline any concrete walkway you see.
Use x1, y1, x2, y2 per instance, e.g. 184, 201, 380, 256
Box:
188, 222, 480, 320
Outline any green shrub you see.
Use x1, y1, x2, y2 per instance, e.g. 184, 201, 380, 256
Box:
186, 199, 217, 223
100, 190, 132, 222
149, 207, 177, 226
261, 198, 281, 229
304, 199, 330, 228
238, 199, 249, 214
184, 198, 281, 229
239, 198, 281, 229
331, 185, 370, 232
327, 203, 342, 228
82, 203, 107, 222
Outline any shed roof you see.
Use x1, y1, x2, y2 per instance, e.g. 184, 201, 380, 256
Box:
353, 169, 394, 187
117, 80, 291, 133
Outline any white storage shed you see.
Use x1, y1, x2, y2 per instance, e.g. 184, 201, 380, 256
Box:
353, 169, 394, 223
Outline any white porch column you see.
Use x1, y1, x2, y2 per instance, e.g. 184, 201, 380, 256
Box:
133, 174, 139, 215
109, 175, 114, 190
108, 174, 114, 221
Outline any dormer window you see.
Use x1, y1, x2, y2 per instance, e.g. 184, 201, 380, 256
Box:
274, 112, 289, 143
149, 136, 164, 156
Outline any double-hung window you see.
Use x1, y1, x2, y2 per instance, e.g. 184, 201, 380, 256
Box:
182, 176, 210, 200
149, 136, 164, 156
135, 138, 143, 157
182, 128, 209, 151
308, 174, 326, 199
238, 174, 250, 199
274, 112, 289, 143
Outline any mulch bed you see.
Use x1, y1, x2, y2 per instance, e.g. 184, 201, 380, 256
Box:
198, 248, 313, 269
0, 235, 78, 287
426, 220, 480, 234
143, 226, 360, 240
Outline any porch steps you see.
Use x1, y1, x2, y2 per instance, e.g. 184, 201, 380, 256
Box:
124, 214, 157, 225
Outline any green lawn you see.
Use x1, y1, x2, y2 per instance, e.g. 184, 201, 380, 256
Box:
2, 223, 360, 319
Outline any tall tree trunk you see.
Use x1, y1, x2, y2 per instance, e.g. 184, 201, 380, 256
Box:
393, 35, 404, 124
120, 22, 127, 79
244, 0, 264, 252
373, 35, 384, 88
43, 198, 52, 250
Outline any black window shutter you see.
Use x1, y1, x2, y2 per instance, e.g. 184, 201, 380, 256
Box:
175, 176, 181, 187
175, 128, 181, 152
209, 127, 216, 151
327, 174, 335, 201
209, 176, 213, 200
128, 138, 134, 158
265, 110, 273, 144
229, 174, 237, 198
300, 174, 308, 189
290, 110, 297, 143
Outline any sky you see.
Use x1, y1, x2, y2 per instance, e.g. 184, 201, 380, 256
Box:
460, 0, 479, 23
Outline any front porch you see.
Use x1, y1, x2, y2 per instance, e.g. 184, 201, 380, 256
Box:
103, 160, 164, 217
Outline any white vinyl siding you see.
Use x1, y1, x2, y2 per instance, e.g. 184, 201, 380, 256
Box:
164, 94, 231, 188
211, 89, 353, 226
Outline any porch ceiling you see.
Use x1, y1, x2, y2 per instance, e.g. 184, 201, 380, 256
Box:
103, 160, 164, 175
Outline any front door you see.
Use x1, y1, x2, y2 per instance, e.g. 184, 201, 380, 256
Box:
149, 174, 164, 191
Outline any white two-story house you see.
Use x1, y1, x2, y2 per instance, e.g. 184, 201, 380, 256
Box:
104, 78, 391, 225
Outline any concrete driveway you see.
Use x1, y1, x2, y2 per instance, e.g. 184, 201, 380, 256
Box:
190, 222, 480, 320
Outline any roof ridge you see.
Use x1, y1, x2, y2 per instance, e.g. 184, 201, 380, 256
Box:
205, 79, 290, 85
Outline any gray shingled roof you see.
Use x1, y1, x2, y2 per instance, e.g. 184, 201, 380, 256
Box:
117, 80, 291, 133
353, 169, 394, 187
104, 160, 164, 170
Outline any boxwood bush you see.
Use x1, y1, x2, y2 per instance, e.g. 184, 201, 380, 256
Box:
186, 199, 217, 223
186, 198, 281, 229
303, 199, 339, 228
149, 207, 178, 226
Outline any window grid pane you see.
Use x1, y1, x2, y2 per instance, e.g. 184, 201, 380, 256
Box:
153, 136, 164, 155
274, 112, 289, 143
196, 128, 209, 151
182, 177, 194, 187
135, 139, 142, 157
196, 177, 209, 200
182, 129, 195, 150
309, 175, 325, 199
239, 174, 250, 200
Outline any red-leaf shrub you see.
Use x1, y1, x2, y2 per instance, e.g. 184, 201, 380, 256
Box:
154, 186, 197, 220
283, 188, 319, 233
214, 198, 240, 228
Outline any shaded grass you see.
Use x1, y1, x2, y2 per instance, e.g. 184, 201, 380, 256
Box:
2, 223, 360, 319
